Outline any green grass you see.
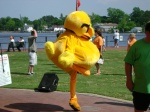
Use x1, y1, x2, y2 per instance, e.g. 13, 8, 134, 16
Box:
1, 48, 132, 101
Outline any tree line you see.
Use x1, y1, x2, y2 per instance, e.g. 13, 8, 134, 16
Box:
0, 7, 149, 32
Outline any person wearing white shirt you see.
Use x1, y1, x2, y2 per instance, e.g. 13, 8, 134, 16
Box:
16, 37, 25, 52
7, 36, 15, 52
113, 31, 120, 48
102, 36, 106, 51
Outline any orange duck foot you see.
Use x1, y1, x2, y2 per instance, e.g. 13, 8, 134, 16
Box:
69, 98, 81, 111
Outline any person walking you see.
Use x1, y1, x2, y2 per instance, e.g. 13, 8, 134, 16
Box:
113, 30, 119, 48
124, 21, 150, 112
27, 29, 38, 76
93, 28, 103, 76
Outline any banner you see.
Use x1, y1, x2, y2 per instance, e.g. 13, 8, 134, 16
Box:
0, 54, 12, 86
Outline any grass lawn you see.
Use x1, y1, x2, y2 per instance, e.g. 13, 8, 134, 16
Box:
1, 48, 132, 101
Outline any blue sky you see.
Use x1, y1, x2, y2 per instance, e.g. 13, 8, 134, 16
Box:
0, 0, 149, 21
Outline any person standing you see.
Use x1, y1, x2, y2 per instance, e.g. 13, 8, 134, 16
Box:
27, 29, 38, 76
113, 30, 120, 48
127, 33, 137, 52
127, 33, 137, 75
93, 28, 103, 76
102, 36, 106, 52
124, 21, 150, 112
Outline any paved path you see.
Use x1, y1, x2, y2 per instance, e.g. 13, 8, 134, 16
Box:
0, 88, 136, 112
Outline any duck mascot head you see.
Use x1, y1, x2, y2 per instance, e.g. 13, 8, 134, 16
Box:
45, 11, 100, 111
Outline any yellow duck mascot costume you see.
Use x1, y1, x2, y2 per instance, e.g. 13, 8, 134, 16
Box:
45, 11, 100, 111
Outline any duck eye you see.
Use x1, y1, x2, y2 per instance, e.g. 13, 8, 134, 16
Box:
81, 24, 90, 32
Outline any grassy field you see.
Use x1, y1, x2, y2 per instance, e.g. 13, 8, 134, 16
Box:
1, 48, 132, 101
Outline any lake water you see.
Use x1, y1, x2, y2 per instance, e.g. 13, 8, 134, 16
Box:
0, 32, 145, 50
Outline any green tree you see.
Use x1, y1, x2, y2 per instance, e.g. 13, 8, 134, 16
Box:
117, 14, 136, 32
130, 7, 144, 26
51, 17, 62, 25
101, 16, 111, 23
41, 15, 56, 27
1, 17, 12, 30
0, 17, 8, 30
33, 20, 40, 30
12, 18, 23, 31
59, 13, 66, 25
5, 19, 15, 31
37, 18, 47, 31
140, 10, 150, 26
126, 21, 136, 31
107, 8, 125, 23
22, 17, 32, 25
89, 13, 101, 25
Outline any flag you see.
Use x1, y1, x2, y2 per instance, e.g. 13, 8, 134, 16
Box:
77, 0, 81, 7
76, 0, 81, 11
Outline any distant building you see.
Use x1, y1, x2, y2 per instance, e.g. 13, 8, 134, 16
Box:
24, 24, 33, 32
94, 23, 118, 33
43, 25, 48, 30
53, 25, 65, 32
130, 27, 142, 33
46, 25, 65, 32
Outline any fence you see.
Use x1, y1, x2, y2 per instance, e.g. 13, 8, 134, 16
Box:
0, 33, 145, 50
